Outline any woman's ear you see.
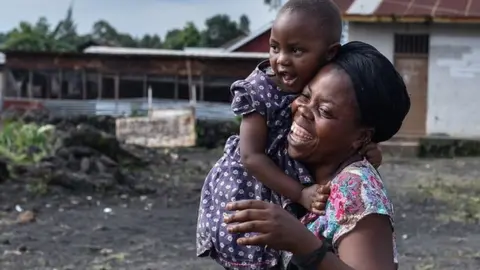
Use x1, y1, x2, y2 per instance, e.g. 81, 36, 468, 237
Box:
352, 128, 374, 151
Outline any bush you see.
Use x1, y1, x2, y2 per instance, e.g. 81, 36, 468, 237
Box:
196, 118, 240, 148
0, 121, 55, 163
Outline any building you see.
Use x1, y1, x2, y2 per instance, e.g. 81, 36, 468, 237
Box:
222, 0, 480, 138
1, 48, 268, 119
344, 0, 480, 137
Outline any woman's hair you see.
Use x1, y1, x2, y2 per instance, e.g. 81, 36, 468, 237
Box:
278, 0, 342, 45
332, 41, 411, 143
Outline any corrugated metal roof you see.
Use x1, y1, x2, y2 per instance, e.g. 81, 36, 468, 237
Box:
344, 0, 480, 19
224, 0, 480, 54
84, 46, 269, 59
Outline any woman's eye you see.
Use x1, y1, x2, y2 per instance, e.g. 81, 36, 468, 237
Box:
319, 107, 332, 118
299, 93, 309, 100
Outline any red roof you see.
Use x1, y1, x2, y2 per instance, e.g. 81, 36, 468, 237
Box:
343, 0, 480, 19
226, 0, 480, 52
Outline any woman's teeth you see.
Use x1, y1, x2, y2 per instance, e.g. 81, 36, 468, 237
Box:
290, 123, 313, 142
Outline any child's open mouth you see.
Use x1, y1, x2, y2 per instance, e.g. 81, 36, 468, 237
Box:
279, 72, 297, 87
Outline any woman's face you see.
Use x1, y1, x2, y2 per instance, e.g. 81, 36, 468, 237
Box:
287, 64, 365, 164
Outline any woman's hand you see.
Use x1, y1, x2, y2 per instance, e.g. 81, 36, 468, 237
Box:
224, 200, 322, 255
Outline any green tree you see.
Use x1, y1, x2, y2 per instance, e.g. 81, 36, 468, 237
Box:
163, 22, 201, 50
264, 0, 283, 10
2, 6, 79, 51
0, 33, 6, 45
0, 8, 250, 51
138, 34, 162, 48
200, 14, 249, 47
2, 18, 66, 51
239, 15, 250, 34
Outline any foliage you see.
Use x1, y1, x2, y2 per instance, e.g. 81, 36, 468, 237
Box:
264, 0, 283, 10
0, 121, 55, 164
0, 6, 250, 52
196, 119, 240, 149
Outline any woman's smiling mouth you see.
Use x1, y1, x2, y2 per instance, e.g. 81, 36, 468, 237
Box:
289, 122, 313, 143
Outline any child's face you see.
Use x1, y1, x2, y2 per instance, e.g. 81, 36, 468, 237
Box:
269, 10, 337, 93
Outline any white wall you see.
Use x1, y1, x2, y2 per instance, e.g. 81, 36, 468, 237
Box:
427, 25, 480, 137
347, 23, 480, 137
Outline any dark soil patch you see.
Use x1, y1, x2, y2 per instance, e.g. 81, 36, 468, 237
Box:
1, 150, 480, 270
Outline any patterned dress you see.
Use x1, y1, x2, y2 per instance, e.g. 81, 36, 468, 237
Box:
282, 159, 398, 269
196, 60, 313, 270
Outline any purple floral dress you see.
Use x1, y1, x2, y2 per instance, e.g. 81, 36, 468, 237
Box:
196, 60, 314, 269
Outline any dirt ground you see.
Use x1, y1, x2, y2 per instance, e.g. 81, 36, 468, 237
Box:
1, 147, 480, 270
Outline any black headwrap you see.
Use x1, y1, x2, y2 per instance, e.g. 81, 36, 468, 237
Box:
333, 41, 411, 143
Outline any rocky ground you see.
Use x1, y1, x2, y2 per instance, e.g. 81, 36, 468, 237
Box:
0, 111, 479, 270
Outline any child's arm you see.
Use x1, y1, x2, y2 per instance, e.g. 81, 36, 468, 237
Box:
239, 112, 307, 205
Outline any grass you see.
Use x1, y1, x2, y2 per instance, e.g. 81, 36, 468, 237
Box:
0, 120, 55, 164
415, 177, 480, 224
0, 120, 56, 194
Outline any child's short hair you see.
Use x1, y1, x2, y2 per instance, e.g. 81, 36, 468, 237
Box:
278, 0, 343, 45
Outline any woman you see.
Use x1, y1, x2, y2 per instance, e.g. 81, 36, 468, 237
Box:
224, 41, 410, 270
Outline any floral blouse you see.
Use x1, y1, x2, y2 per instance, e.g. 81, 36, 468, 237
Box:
295, 159, 398, 265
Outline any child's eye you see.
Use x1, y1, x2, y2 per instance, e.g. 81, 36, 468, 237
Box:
270, 45, 279, 53
292, 48, 303, 55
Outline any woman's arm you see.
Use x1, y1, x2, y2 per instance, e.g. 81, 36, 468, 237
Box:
239, 112, 309, 205
292, 214, 395, 270
224, 201, 396, 270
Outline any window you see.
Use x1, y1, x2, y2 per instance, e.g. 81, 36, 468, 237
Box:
394, 34, 429, 55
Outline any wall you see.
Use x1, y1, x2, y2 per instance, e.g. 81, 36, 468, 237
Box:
427, 25, 480, 137
115, 107, 196, 147
348, 23, 480, 137
348, 22, 431, 62
2, 97, 234, 120
234, 31, 271, 53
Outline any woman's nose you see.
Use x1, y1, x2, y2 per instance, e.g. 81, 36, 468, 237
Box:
298, 104, 314, 121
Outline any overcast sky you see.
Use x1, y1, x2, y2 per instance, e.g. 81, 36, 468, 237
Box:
0, 0, 279, 38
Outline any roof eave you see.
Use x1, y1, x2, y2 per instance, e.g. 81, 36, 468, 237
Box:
343, 14, 480, 24
224, 21, 273, 52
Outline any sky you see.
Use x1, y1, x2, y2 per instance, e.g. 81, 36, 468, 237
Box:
0, 0, 279, 39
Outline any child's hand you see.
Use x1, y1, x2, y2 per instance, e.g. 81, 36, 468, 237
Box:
299, 183, 331, 215
298, 184, 319, 212
310, 183, 331, 215
362, 142, 382, 168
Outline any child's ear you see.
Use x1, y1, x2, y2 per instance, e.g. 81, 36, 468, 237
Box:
326, 42, 341, 61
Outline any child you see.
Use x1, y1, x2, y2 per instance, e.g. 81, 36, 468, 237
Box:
196, 0, 382, 269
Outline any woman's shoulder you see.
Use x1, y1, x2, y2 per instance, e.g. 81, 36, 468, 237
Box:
328, 159, 394, 238
330, 159, 392, 214
332, 159, 385, 190
302, 159, 397, 263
